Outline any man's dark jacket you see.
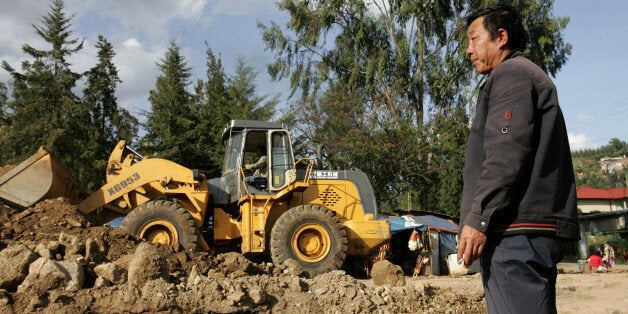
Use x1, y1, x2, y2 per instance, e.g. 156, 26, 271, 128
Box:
460, 50, 580, 241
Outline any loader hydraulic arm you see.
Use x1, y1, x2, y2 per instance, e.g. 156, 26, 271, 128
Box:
77, 142, 209, 226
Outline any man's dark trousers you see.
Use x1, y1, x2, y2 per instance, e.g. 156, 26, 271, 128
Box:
481, 235, 565, 314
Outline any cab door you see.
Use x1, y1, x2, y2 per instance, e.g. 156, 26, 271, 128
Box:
221, 130, 245, 203
268, 130, 295, 191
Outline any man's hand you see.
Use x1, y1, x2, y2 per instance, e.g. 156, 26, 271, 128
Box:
457, 225, 487, 267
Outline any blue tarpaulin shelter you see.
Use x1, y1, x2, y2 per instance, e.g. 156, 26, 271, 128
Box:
383, 215, 458, 234
381, 215, 459, 275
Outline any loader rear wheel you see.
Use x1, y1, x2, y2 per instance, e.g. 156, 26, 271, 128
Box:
120, 200, 199, 250
270, 205, 347, 276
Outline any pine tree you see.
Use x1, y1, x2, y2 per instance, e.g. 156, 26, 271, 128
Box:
0, 0, 86, 171
192, 47, 278, 178
227, 57, 278, 121
81, 35, 138, 189
141, 41, 198, 167
194, 46, 230, 178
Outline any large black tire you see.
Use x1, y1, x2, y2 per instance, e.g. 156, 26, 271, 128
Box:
120, 200, 199, 250
270, 205, 348, 276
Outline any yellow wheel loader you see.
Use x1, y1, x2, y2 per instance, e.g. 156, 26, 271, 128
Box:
0, 120, 390, 276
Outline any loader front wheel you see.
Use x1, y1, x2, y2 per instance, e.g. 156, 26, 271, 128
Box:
270, 205, 347, 276
120, 200, 199, 250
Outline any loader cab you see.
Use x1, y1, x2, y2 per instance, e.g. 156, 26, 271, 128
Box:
221, 120, 295, 199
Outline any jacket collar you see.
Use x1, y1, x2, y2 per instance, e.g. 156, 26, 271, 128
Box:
478, 49, 525, 88
486, 49, 524, 77
502, 49, 524, 62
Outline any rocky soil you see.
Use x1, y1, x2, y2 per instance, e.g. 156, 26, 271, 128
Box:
0, 198, 488, 313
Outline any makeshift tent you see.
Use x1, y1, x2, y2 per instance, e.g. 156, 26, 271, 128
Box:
381, 215, 459, 275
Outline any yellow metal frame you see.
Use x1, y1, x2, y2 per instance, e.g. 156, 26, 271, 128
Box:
77, 140, 211, 250
234, 158, 315, 253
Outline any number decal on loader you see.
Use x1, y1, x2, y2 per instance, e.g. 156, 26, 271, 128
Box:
107, 173, 141, 196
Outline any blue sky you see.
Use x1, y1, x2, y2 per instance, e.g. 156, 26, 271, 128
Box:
552, 0, 628, 150
0, 0, 626, 151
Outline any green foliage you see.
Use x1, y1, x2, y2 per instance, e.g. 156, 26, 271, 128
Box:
425, 105, 469, 217
141, 41, 198, 168
517, 0, 571, 77
141, 43, 278, 178
573, 138, 628, 159
81, 35, 138, 189
0, 1, 274, 194
227, 57, 278, 121
572, 138, 628, 189
0, 0, 88, 177
190, 46, 277, 178
0, 1, 139, 191
262, 0, 571, 216
192, 45, 230, 178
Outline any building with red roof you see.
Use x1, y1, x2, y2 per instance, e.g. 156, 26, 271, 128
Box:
576, 187, 628, 214
575, 186, 628, 261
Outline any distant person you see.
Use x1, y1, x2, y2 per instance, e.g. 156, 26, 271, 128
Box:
589, 250, 605, 272
456, 4, 579, 314
602, 244, 616, 270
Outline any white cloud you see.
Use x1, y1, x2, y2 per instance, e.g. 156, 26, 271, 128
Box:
210, 0, 277, 16
576, 113, 590, 122
92, 0, 207, 45
568, 133, 599, 151
0, 1, 51, 80
123, 38, 143, 49
114, 42, 166, 114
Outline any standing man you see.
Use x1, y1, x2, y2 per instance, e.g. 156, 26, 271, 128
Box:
456, 4, 579, 313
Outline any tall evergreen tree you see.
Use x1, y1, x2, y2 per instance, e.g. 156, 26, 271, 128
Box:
192, 47, 278, 178
141, 41, 198, 168
81, 35, 138, 189
0, 0, 86, 172
194, 46, 230, 178
227, 57, 278, 121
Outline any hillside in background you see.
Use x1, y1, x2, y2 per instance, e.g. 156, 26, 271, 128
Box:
572, 138, 627, 188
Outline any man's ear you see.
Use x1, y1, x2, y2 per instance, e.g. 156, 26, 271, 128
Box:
496, 28, 509, 49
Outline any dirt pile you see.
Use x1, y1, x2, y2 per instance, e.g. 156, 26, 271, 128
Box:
0, 198, 485, 313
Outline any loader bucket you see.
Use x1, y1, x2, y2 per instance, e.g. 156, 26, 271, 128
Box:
0, 147, 86, 209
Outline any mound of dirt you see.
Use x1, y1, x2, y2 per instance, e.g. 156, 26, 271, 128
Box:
0, 198, 486, 312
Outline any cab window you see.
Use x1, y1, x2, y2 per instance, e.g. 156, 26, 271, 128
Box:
270, 131, 294, 189
222, 131, 243, 175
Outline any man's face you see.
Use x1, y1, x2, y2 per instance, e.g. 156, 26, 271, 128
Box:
466, 17, 504, 74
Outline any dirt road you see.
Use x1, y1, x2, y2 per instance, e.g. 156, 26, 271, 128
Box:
406, 263, 628, 314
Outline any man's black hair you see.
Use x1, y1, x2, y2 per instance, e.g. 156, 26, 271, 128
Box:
465, 4, 527, 50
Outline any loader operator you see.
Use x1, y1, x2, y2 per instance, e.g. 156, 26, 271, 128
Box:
245, 146, 268, 177
244, 146, 268, 189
